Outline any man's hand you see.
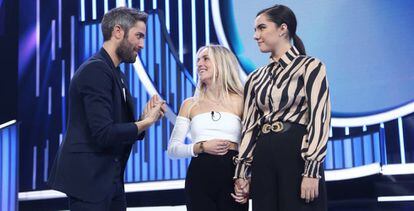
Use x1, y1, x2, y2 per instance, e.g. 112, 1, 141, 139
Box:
136, 95, 166, 133
141, 95, 167, 124
142, 95, 166, 121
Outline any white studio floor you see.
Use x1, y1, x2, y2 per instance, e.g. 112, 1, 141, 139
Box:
60, 204, 253, 211
127, 206, 186, 211
127, 202, 253, 211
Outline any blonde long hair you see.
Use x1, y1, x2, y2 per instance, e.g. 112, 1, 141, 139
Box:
193, 45, 243, 104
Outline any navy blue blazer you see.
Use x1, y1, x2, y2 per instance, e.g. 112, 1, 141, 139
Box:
48, 48, 145, 202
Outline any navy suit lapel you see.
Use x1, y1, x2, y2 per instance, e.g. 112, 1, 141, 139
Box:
97, 48, 137, 120
118, 71, 137, 120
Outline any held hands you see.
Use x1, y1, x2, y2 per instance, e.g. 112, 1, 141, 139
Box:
231, 178, 250, 204
301, 176, 319, 203
142, 95, 167, 124
202, 139, 231, 155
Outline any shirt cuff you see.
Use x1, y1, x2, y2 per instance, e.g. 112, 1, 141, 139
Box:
233, 156, 253, 180
302, 160, 322, 179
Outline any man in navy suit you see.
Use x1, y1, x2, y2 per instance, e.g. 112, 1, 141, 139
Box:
48, 7, 166, 210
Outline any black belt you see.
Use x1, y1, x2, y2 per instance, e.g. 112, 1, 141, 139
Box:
259, 121, 292, 134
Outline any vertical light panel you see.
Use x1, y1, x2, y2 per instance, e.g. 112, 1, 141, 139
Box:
59, 134, 63, 145
36, 0, 40, 97
170, 54, 177, 110
397, 117, 406, 164
70, 16, 75, 79
373, 132, 381, 162
61, 60, 66, 134
363, 135, 373, 164
333, 140, 343, 169
204, 0, 210, 45
127, 154, 133, 182
153, 0, 157, 9
91, 24, 97, 54
32, 146, 37, 190
48, 87, 52, 115
80, 0, 85, 21
83, 25, 91, 60
0, 124, 18, 211
157, 123, 162, 180
1, 128, 10, 210
134, 150, 140, 181
51, 20, 56, 61
148, 16, 154, 79
92, 0, 97, 20
353, 137, 363, 166
116, 0, 126, 7
345, 127, 349, 136
10, 125, 17, 211
155, 15, 161, 88
104, 0, 109, 13
191, 0, 197, 83
140, 0, 144, 10
165, 0, 170, 32
58, 0, 62, 48
43, 140, 49, 182
325, 141, 333, 169
380, 122, 387, 165
178, 0, 183, 62
61, 60, 65, 97
343, 138, 353, 168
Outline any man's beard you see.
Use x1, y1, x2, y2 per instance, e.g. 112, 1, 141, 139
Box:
116, 38, 137, 63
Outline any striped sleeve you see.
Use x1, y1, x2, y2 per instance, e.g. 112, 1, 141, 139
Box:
233, 73, 259, 179
301, 59, 331, 178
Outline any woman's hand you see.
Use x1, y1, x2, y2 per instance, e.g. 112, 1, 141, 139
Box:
231, 178, 250, 204
300, 176, 319, 203
142, 96, 167, 123
202, 139, 231, 155
142, 96, 166, 122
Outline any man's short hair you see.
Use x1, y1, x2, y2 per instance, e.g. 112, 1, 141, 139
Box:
101, 7, 148, 41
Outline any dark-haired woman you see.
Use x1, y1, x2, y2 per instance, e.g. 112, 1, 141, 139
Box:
231, 4, 331, 211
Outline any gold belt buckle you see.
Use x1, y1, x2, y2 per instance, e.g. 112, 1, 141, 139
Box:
261, 122, 284, 134
262, 123, 271, 134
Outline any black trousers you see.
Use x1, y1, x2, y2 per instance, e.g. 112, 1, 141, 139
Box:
185, 150, 248, 211
68, 180, 126, 211
251, 123, 327, 211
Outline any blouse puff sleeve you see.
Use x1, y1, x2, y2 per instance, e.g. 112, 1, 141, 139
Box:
301, 58, 331, 179
233, 73, 260, 180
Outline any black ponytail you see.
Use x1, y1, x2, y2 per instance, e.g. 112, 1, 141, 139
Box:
257, 5, 306, 55
293, 34, 306, 55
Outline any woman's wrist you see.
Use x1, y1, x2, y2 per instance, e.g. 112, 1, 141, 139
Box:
194, 142, 205, 155
198, 141, 205, 154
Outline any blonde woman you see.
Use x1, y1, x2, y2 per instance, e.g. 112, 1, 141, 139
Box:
167, 45, 248, 211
